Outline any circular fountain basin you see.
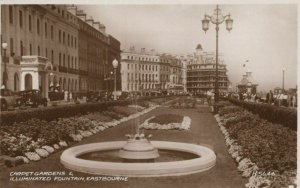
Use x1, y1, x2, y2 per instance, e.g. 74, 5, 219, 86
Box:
60, 141, 216, 177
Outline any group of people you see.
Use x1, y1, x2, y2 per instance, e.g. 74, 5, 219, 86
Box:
226, 90, 297, 108
266, 90, 297, 107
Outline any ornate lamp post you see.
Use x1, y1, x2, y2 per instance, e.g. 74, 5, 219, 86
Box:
202, 5, 233, 103
2, 42, 8, 88
112, 59, 119, 100
282, 68, 286, 92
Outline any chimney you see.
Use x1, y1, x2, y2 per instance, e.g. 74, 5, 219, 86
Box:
86, 16, 94, 26
66, 5, 77, 15
93, 21, 100, 30
76, 10, 86, 21
99, 23, 106, 33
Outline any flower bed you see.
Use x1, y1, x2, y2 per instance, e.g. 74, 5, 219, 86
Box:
140, 114, 191, 130
0, 104, 159, 166
170, 97, 197, 109
215, 104, 297, 187
226, 98, 297, 130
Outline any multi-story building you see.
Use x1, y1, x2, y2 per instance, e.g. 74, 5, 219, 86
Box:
160, 53, 184, 93
187, 44, 229, 95
67, 5, 121, 92
158, 54, 170, 90
1, 5, 79, 98
121, 47, 185, 94
1, 5, 120, 99
121, 47, 160, 92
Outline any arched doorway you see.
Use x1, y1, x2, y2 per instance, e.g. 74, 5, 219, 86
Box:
25, 74, 33, 90
14, 73, 19, 91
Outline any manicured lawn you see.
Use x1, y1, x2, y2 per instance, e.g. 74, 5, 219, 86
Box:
148, 114, 183, 124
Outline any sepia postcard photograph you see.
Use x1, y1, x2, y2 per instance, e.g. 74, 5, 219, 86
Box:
0, 0, 298, 187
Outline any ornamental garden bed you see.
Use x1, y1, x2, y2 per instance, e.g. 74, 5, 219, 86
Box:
140, 114, 191, 130
170, 97, 197, 109
0, 104, 159, 166
225, 98, 297, 130
215, 104, 296, 188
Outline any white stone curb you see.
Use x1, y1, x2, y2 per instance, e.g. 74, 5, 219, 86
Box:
214, 114, 271, 188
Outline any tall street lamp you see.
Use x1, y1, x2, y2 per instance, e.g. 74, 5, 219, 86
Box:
2, 42, 8, 88
282, 67, 286, 91
202, 5, 233, 103
112, 59, 119, 100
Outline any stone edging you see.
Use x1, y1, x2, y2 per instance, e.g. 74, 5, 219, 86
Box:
214, 114, 272, 188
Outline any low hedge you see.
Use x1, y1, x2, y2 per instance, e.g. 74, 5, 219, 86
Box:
226, 98, 297, 131
0, 96, 175, 126
0, 100, 130, 126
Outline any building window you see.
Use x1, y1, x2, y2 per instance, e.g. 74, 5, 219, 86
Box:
71, 36, 73, 47
19, 10, 23, 28
45, 22, 47, 37
9, 6, 13, 24
20, 41, 23, 56
67, 34, 70, 46
63, 32, 65, 44
37, 19, 40, 35
51, 25, 53, 40
45, 48, 48, 58
29, 15, 32, 31
74, 38, 77, 48
38, 46, 40, 56
68, 55, 70, 68
127, 63, 129, 70
71, 57, 73, 68
29, 44, 32, 55
51, 50, 54, 64
10, 38, 14, 57
59, 53, 61, 66
59, 30, 61, 43
63, 54, 65, 67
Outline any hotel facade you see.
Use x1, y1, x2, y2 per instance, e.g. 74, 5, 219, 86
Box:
0, 5, 120, 99
186, 44, 229, 95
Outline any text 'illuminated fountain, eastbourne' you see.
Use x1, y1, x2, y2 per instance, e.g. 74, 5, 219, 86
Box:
60, 106, 216, 177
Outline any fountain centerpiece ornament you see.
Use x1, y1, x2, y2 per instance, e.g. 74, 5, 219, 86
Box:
118, 132, 159, 161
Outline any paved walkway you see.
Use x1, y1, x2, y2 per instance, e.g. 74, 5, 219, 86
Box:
0, 106, 247, 188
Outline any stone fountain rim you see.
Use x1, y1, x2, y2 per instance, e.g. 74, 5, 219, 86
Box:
60, 141, 216, 177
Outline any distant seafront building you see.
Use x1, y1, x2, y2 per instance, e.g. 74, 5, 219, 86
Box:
0, 5, 120, 99
121, 47, 161, 92
186, 44, 229, 95
120, 47, 185, 93
237, 69, 258, 94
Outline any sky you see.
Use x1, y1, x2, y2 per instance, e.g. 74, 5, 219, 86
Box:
78, 3, 298, 92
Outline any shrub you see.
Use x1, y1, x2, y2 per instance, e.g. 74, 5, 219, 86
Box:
219, 105, 242, 116
227, 98, 297, 130
219, 106, 297, 174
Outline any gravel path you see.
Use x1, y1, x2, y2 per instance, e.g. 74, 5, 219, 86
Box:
0, 106, 247, 188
